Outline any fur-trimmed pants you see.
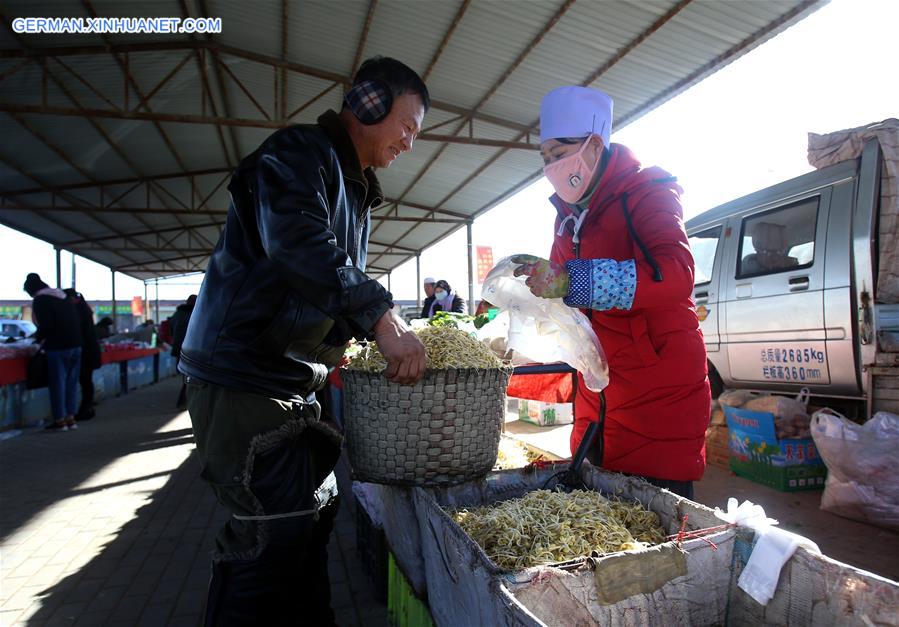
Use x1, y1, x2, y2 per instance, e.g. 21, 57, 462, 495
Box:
187, 379, 342, 626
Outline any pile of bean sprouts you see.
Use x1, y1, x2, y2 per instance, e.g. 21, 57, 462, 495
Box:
346, 326, 506, 371
450, 489, 666, 570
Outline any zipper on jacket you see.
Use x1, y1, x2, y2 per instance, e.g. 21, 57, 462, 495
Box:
343, 179, 369, 264
621, 192, 664, 282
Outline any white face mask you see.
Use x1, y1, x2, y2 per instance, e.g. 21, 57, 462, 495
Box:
543, 136, 602, 204
434, 290, 447, 300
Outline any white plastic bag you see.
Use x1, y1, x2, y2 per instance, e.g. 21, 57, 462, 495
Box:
714, 497, 820, 606
481, 256, 609, 392
810, 409, 899, 529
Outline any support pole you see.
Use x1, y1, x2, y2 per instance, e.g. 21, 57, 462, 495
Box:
144, 281, 149, 323
55, 247, 61, 288
415, 253, 421, 310
111, 269, 117, 331
467, 222, 475, 314
155, 278, 160, 323
71, 252, 76, 289
387, 272, 392, 294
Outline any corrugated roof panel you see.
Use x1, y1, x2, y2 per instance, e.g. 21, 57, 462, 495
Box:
208, 1, 281, 59
2, 1, 93, 48
283, 74, 342, 124
0, 0, 825, 278
63, 188, 102, 207
365, 219, 410, 247
132, 53, 214, 117
90, 0, 188, 46
2, 114, 95, 186
188, 172, 233, 210
285, 1, 372, 76
0, 60, 67, 109
232, 126, 277, 159
368, 222, 452, 262
374, 140, 445, 198
355, 0, 461, 76
420, 108, 467, 134
424, 0, 569, 111
3, 54, 131, 111
465, 119, 529, 143
89, 117, 183, 176
25, 212, 102, 241
12, 113, 137, 181
388, 142, 500, 211
685, 1, 770, 42
38, 210, 113, 242
219, 55, 278, 121
155, 121, 230, 172
448, 160, 536, 212
480, 1, 675, 123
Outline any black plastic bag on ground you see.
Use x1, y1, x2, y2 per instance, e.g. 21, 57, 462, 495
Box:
26, 350, 48, 389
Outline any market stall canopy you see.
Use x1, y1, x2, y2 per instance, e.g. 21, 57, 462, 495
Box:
0, 0, 825, 280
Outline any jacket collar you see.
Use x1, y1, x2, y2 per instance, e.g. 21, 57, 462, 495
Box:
317, 110, 383, 209
550, 144, 643, 217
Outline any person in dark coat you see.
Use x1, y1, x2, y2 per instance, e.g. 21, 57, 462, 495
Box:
95, 316, 114, 340
419, 276, 436, 318
169, 294, 196, 409
24, 273, 82, 431
178, 57, 429, 624
426, 279, 466, 318
64, 289, 101, 421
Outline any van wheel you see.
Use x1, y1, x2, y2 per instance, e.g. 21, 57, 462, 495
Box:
708, 363, 724, 401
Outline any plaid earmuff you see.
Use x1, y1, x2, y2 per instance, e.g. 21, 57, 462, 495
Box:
343, 79, 393, 125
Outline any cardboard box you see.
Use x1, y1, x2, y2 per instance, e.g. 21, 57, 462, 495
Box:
724, 405, 826, 491
517, 399, 573, 426
705, 424, 730, 470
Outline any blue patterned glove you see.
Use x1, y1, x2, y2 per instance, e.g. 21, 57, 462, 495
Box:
564, 259, 636, 311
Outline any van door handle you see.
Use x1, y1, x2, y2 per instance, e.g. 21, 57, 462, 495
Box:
694, 291, 709, 303
789, 276, 810, 292
736, 284, 752, 299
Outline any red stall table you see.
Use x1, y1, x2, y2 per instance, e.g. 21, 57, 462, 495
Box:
0, 345, 38, 386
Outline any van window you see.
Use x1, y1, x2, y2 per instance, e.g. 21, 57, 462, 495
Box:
688, 227, 721, 285
738, 197, 818, 278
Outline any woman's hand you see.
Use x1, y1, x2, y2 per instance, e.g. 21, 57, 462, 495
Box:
511, 254, 570, 299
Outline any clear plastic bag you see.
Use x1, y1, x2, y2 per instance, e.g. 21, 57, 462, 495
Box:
810, 409, 899, 529
481, 256, 609, 392
743, 388, 811, 439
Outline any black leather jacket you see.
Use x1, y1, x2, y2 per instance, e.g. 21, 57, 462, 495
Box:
179, 111, 392, 401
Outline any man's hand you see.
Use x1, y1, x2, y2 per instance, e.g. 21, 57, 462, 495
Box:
511, 254, 570, 299
373, 310, 427, 385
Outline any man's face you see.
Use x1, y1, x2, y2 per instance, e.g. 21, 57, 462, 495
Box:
364, 92, 425, 168
424, 282, 435, 297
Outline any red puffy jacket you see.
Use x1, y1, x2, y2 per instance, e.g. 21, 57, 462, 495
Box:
549, 144, 710, 482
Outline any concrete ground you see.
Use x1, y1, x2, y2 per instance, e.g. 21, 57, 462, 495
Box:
0, 377, 386, 627
504, 417, 899, 581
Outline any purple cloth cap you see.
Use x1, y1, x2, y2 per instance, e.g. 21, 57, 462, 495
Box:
539, 86, 613, 146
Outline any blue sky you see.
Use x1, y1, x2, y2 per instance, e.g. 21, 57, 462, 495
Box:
1, 0, 896, 303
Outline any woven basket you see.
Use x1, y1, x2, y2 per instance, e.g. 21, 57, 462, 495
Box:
342, 368, 511, 486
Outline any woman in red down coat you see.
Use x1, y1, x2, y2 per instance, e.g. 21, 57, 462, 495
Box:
513, 86, 710, 497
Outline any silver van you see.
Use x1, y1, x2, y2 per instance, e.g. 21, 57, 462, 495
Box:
686, 133, 899, 418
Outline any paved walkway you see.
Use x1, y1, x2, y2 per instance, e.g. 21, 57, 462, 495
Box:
0, 377, 386, 626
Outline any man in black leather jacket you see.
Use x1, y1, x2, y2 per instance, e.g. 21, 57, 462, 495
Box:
179, 57, 428, 626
